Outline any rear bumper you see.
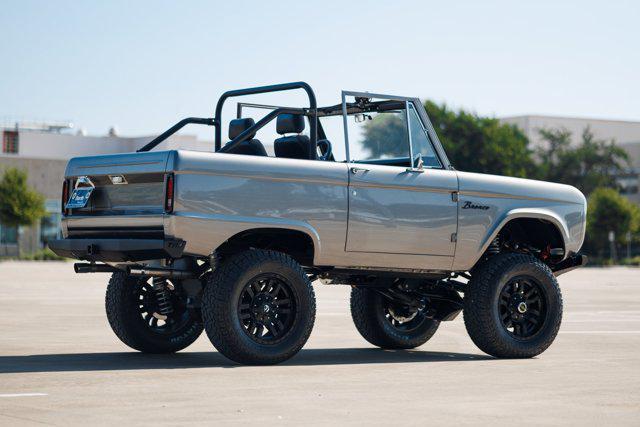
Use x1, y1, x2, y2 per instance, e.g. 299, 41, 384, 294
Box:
48, 238, 185, 262
61, 214, 165, 239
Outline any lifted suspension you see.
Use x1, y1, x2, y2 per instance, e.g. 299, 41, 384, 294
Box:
152, 277, 174, 318
370, 279, 464, 322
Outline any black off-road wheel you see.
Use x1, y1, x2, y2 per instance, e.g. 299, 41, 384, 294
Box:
350, 287, 440, 349
202, 250, 316, 365
464, 253, 563, 358
105, 272, 203, 353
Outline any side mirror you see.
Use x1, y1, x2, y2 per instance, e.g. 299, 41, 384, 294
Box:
415, 153, 424, 170
406, 153, 425, 173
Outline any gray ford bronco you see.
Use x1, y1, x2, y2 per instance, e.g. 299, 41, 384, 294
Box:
50, 82, 587, 365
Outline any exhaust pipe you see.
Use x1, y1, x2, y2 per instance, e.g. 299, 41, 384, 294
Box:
74, 262, 194, 279
74, 263, 119, 273
127, 267, 194, 279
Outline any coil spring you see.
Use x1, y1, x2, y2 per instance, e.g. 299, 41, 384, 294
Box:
152, 277, 174, 316
487, 236, 501, 255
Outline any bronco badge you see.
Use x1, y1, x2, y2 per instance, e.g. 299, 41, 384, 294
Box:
462, 201, 490, 210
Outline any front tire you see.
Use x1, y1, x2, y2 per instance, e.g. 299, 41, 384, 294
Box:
463, 253, 563, 358
202, 250, 316, 365
105, 272, 203, 353
350, 287, 440, 349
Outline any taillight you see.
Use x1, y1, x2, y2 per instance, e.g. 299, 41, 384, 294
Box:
61, 179, 69, 214
164, 173, 174, 213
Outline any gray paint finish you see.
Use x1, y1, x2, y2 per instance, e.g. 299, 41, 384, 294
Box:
347, 164, 457, 257
169, 150, 348, 264
453, 171, 586, 270
60, 83, 591, 275
61, 148, 586, 273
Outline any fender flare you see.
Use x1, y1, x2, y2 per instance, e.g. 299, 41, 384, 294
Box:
470, 208, 570, 268
169, 212, 322, 263
213, 217, 321, 261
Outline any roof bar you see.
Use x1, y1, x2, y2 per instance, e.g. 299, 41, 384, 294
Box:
214, 81, 317, 159
137, 117, 216, 152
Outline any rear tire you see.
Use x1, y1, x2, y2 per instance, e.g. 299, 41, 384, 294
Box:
350, 287, 440, 349
463, 253, 563, 358
202, 250, 316, 365
105, 272, 203, 353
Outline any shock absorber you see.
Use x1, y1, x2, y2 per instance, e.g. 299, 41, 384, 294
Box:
487, 235, 501, 255
152, 277, 174, 317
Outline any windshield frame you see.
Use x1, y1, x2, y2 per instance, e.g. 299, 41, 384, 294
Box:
340, 90, 451, 169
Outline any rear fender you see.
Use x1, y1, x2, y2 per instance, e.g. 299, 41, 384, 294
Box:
166, 213, 322, 262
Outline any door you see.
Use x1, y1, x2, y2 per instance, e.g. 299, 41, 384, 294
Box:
342, 93, 458, 256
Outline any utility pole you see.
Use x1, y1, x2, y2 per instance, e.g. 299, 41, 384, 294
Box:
609, 231, 617, 263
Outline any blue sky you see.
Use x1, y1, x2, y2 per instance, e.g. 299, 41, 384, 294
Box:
1, 0, 638, 139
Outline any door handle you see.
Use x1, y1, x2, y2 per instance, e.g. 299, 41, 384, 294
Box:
350, 167, 370, 174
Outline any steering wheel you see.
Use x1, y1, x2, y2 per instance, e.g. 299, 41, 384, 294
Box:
317, 139, 333, 161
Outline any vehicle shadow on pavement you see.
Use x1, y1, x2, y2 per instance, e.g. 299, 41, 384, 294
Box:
0, 348, 492, 374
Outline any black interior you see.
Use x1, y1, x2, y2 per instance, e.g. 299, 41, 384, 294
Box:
225, 98, 440, 167
225, 118, 268, 156
352, 157, 411, 167
274, 114, 316, 160
140, 82, 443, 168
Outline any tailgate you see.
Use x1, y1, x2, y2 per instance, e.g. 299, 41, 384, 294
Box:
65, 151, 173, 216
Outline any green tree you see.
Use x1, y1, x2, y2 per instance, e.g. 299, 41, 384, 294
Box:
536, 127, 629, 195
358, 101, 535, 177
0, 168, 46, 255
423, 100, 535, 177
585, 187, 640, 258
360, 113, 409, 158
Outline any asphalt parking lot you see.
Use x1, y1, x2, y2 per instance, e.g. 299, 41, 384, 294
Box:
0, 262, 639, 426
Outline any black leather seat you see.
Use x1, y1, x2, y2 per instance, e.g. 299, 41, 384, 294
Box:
274, 114, 316, 160
225, 118, 268, 156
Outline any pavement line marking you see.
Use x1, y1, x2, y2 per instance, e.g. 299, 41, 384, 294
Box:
560, 331, 640, 334
0, 393, 48, 398
565, 319, 640, 322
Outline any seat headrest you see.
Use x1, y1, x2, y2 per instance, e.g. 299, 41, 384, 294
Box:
229, 118, 256, 140
276, 114, 305, 135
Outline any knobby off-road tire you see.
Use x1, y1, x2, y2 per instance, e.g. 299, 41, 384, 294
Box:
463, 253, 563, 358
105, 272, 203, 353
350, 287, 440, 349
202, 250, 316, 365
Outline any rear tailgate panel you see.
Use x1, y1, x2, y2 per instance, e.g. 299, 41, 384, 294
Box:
62, 151, 175, 238
72, 173, 165, 215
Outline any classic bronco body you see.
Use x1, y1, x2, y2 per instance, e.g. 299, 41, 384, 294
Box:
50, 82, 587, 364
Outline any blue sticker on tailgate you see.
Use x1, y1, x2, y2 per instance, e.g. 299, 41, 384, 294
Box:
66, 187, 94, 209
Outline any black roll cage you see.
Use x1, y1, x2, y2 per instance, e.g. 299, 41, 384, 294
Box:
138, 81, 317, 157
137, 81, 406, 159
